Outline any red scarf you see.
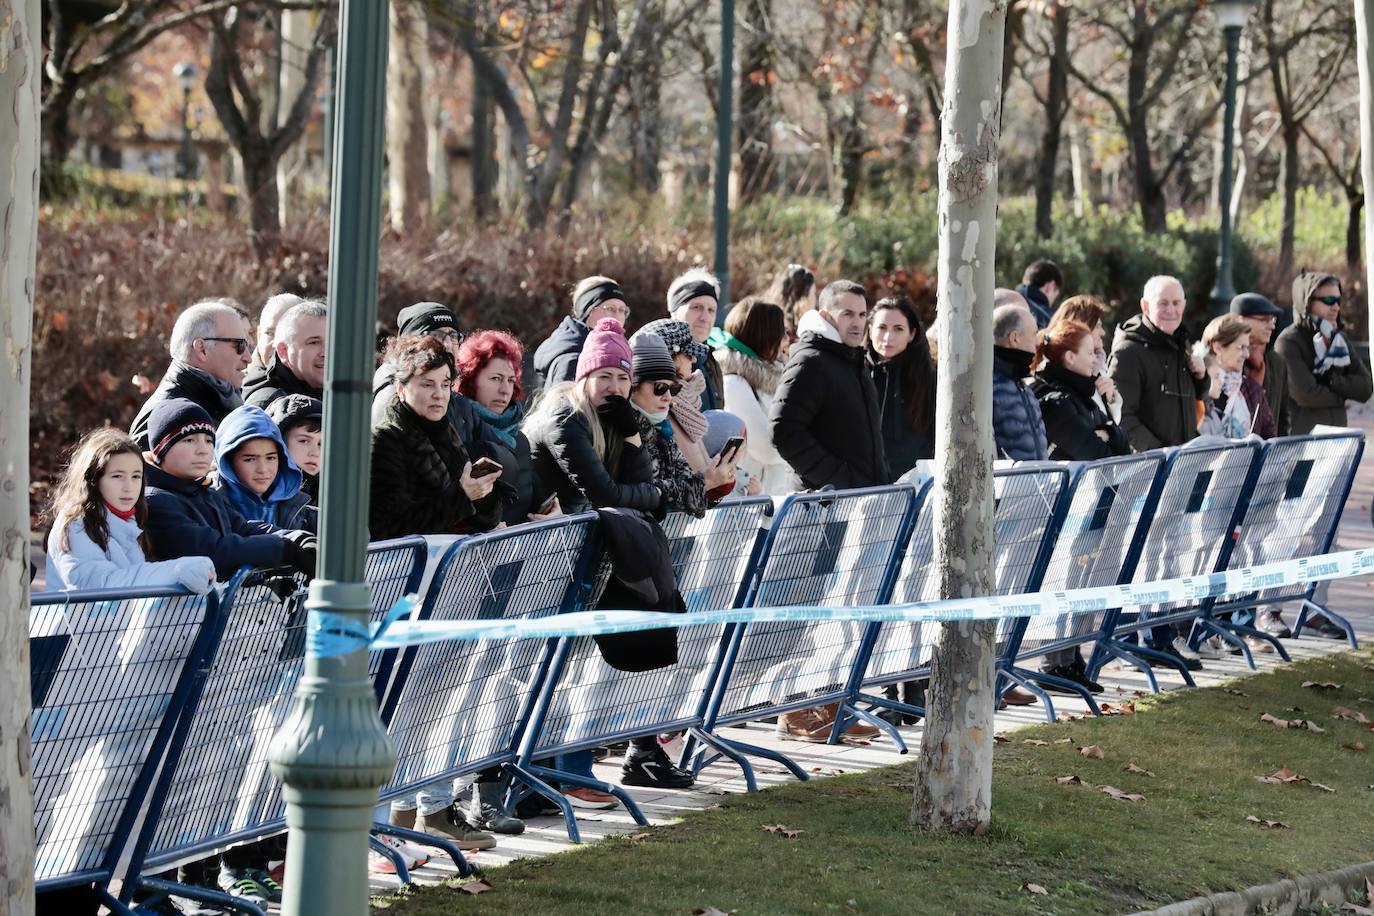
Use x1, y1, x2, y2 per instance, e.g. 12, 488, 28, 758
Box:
105, 501, 138, 522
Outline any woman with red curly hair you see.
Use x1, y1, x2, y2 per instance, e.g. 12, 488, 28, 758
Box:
457, 330, 560, 525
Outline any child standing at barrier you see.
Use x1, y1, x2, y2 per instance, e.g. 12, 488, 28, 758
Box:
214, 404, 318, 533
44, 428, 216, 592
143, 398, 317, 582
267, 393, 323, 503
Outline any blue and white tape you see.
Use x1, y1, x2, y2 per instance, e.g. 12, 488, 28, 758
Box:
306, 548, 1374, 659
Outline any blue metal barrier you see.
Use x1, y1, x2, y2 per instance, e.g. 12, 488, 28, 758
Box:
514, 500, 772, 840
363, 537, 429, 705
31, 586, 220, 915
377, 515, 598, 857
1201, 431, 1365, 657
694, 486, 916, 779
1092, 441, 1263, 689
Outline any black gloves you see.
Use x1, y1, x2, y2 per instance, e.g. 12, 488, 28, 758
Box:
281, 535, 318, 580
596, 394, 641, 438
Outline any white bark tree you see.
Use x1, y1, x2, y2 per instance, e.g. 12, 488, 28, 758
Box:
1356, 0, 1374, 334
911, 0, 1005, 835
0, 0, 40, 912
387, 0, 432, 234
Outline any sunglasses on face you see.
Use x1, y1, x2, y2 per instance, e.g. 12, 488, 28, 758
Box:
203, 337, 250, 356
651, 381, 683, 397
1311, 295, 1341, 306
432, 329, 464, 344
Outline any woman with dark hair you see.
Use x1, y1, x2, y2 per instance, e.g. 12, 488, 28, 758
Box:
712, 295, 791, 494
866, 296, 935, 481
456, 330, 561, 525
1032, 320, 1130, 461
369, 336, 503, 540
765, 263, 818, 333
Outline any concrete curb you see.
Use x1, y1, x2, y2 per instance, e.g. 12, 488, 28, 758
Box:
1130, 861, 1374, 915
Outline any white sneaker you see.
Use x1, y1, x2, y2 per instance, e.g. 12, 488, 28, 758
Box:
1195, 635, 1227, 659
1172, 637, 1203, 661
368, 833, 431, 874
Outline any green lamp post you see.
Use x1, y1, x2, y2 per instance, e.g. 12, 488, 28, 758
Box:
267, 0, 394, 913
1209, 0, 1255, 316
713, 0, 735, 322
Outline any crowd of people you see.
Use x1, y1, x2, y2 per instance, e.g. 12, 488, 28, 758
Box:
37, 258, 1372, 913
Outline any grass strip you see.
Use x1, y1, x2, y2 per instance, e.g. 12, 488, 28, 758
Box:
375, 649, 1374, 915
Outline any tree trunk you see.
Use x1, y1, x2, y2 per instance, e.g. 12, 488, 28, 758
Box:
628, 30, 664, 195
243, 148, 283, 258
910, 0, 1002, 835
1354, 0, 1374, 335
1348, 189, 1364, 271
470, 58, 499, 219
1131, 127, 1168, 233
277, 8, 312, 226
833, 111, 865, 215
736, 0, 774, 204
386, 0, 431, 234
1277, 124, 1300, 284
0, 2, 40, 913
1034, 1, 1069, 239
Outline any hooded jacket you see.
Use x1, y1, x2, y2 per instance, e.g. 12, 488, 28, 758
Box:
868, 345, 936, 480
130, 360, 244, 450
992, 349, 1050, 461
533, 315, 591, 390
369, 397, 502, 540
1031, 362, 1130, 461
1274, 272, 1373, 433
770, 309, 888, 490
212, 405, 315, 533
45, 508, 217, 592
526, 392, 663, 514
1108, 314, 1210, 451
243, 354, 323, 410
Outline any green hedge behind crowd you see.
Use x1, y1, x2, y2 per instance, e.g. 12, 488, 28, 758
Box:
30, 189, 1356, 490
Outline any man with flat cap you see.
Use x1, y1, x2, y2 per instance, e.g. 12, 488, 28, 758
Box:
1230, 292, 1290, 437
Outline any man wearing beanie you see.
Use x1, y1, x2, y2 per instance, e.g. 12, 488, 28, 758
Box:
372, 301, 500, 450
533, 275, 631, 390
1229, 292, 1290, 437
143, 398, 317, 581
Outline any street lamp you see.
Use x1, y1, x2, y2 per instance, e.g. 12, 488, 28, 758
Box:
1209, 0, 1255, 316
173, 62, 198, 180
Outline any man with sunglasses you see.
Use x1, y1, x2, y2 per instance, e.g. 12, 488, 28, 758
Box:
1275, 272, 1372, 435
131, 299, 253, 449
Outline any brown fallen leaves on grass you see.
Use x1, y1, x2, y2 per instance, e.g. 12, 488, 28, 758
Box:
1098, 702, 1136, 716
1054, 775, 1083, 785
1334, 706, 1372, 724
1224, 688, 1250, 697
1020, 883, 1049, 895
762, 824, 803, 838
457, 879, 495, 896
1253, 767, 1337, 793
1023, 739, 1048, 747
1302, 681, 1342, 691
1343, 741, 1367, 752
1100, 785, 1146, 802
1246, 815, 1290, 829
1078, 744, 1106, 759
1259, 712, 1326, 732
1125, 763, 1158, 777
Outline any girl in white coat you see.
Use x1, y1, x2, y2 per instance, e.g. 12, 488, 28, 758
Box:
711, 295, 793, 495
45, 428, 215, 593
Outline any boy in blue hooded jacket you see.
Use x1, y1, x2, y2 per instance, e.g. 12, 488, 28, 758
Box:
214, 404, 318, 533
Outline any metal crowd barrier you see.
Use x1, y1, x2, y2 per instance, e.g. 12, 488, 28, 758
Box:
32, 433, 1368, 904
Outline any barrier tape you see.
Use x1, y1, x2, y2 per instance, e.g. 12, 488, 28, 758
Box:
306, 548, 1374, 659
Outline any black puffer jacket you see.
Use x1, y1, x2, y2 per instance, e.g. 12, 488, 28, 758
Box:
868, 347, 935, 480
371, 362, 501, 450
1031, 363, 1131, 461
130, 360, 244, 450
636, 411, 708, 518
1108, 315, 1209, 451
532, 316, 590, 391
243, 355, 323, 410
469, 427, 550, 526
368, 398, 501, 540
526, 394, 663, 514
770, 316, 888, 490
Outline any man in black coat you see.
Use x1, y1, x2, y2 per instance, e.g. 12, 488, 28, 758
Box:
532, 276, 631, 390
770, 280, 888, 490
244, 300, 328, 409
1230, 292, 1290, 437
130, 299, 252, 449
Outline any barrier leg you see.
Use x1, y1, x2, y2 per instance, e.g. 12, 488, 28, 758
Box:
1296, 599, 1359, 648
506, 763, 583, 844
1094, 640, 1162, 693
524, 761, 650, 837
97, 888, 137, 916
1103, 637, 1196, 688
685, 726, 759, 791
133, 876, 267, 916
368, 833, 411, 885
857, 689, 925, 725
695, 731, 812, 783
1010, 666, 1102, 719
370, 821, 471, 877
998, 669, 1058, 723
830, 703, 907, 754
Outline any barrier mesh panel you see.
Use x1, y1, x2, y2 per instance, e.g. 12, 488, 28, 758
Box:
381, 517, 594, 799
530, 500, 770, 755
31, 590, 211, 884
715, 488, 912, 724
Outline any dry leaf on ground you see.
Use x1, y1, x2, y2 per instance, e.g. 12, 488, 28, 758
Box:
1260, 713, 1290, 728
994, 734, 1009, 744
1299, 720, 1327, 733
1343, 741, 1367, 752
1245, 815, 1290, 829
1100, 785, 1145, 802
1099, 702, 1136, 715
627, 832, 652, 841
809, 767, 846, 776
763, 824, 803, 838
457, 879, 494, 896
1224, 688, 1250, 697
1023, 739, 1048, 747
1255, 766, 1310, 785
1302, 681, 1342, 690
1335, 706, 1372, 724
1054, 738, 1073, 745
1311, 783, 1337, 793
1054, 775, 1083, 785
1021, 883, 1049, 895
1125, 763, 1158, 777
1079, 744, 1106, 759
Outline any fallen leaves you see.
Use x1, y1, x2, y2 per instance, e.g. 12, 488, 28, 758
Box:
1343, 741, 1367, 752
1020, 883, 1049, 896
457, 879, 494, 896
1302, 681, 1342, 691
1253, 767, 1337, 793
1259, 713, 1325, 732
1245, 815, 1290, 829
1054, 775, 1083, 785
1100, 785, 1146, 802
809, 767, 847, 776
1224, 688, 1250, 697
1053, 737, 1073, 745
994, 734, 1009, 744
1125, 763, 1158, 777
1334, 706, 1372, 724
626, 832, 653, 841
1022, 739, 1048, 747
1078, 744, 1105, 760
1098, 702, 1136, 715
763, 824, 803, 838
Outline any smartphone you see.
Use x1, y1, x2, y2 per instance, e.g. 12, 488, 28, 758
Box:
470, 457, 503, 478
535, 493, 559, 515
719, 436, 746, 463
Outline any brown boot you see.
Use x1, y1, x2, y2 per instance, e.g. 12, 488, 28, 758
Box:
1000, 687, 1039, 707
820, 702, 881, 739
774, 706, 834, 742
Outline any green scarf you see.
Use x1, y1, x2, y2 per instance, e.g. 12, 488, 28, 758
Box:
471, 399, 524, 448
707, 326, 759, 361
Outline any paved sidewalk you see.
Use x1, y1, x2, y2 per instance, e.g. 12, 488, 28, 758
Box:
365, 417, 1374, 896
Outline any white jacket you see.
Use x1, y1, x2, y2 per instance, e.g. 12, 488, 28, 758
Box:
45, 508, 216, 593
722, 372, 792, 497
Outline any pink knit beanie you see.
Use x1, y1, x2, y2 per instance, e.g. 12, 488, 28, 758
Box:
575, 318, 634, 381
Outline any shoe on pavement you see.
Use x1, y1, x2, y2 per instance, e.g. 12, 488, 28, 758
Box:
1244, 635, 1276, 654
1001, 686, 1039, 706
168, 896, 228, 916
1259, 611, 1292, 639
1150, 643, 1203, 672
1172, 637, 1204, 662
215, 866, 270, 907
368, 833, 431, 873
1304, 615, 1347, 640
622, 744, 696, 789
466, 781, 525, 835
1195, 636, 1227, 660
775, 706, 835, 743
415, 803, 497, 849
513, 792, 563, 819
563, 786, 619, 809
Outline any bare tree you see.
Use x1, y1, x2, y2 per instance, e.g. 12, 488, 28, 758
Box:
1358, 0, 1374, 333
387, 0, 433, 233
0, 2, 40, 912
911, 0, 1002, 834
1018, 0, 1070, 238
735, 0, 775, 204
